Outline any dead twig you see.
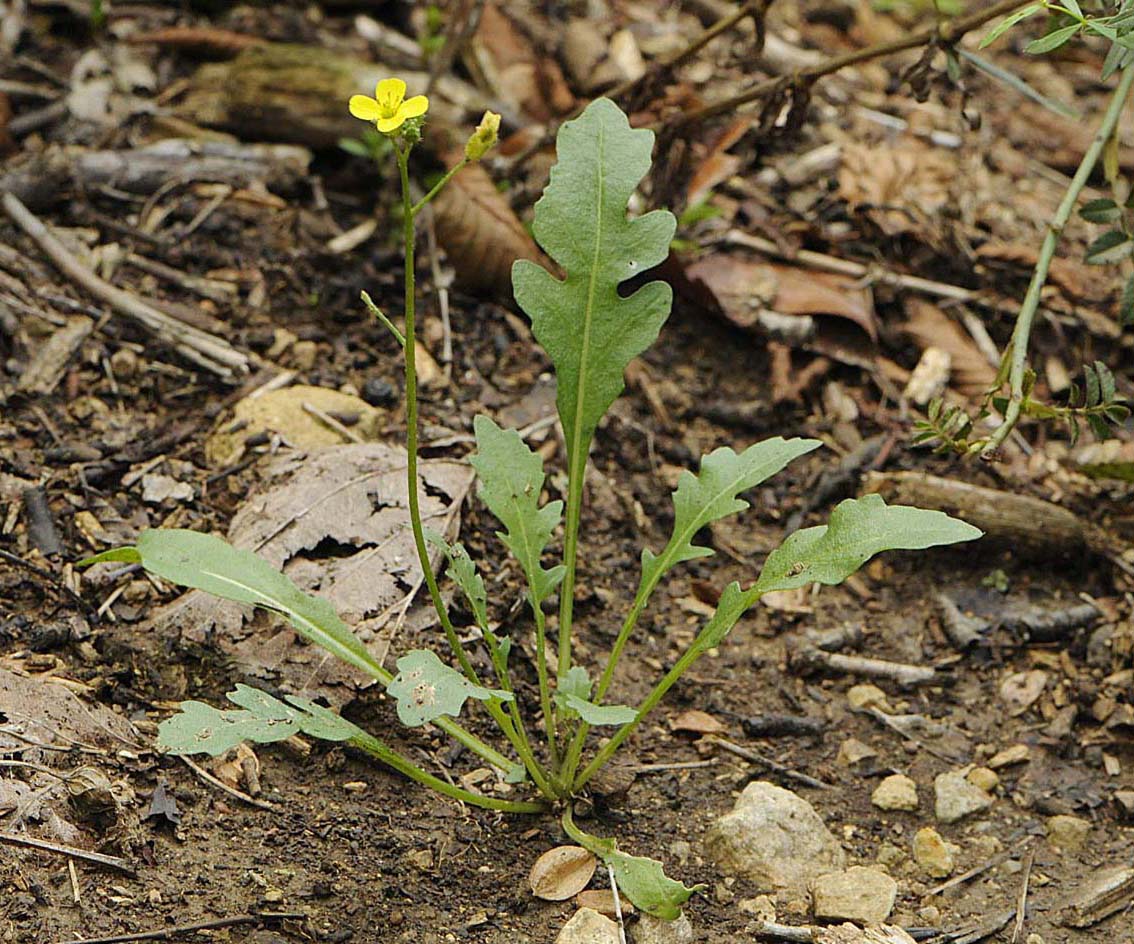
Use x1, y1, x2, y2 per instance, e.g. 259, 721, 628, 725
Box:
795, 647, 937, 687
673, 0, 1033, 129
55, 912, 306, 944
708, 735, 832, 789
1010, 848, 1036, 944
179, 755, 277, 812
1, 192, 249, 379
0, 832, 136, 875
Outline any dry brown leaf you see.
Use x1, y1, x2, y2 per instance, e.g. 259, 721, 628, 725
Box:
529, 845, 597, 901
0, 667, 141, 752
976, 241, 1095, 301
685, 254, 878, 341
838, 141, 954, 238
433, 154, 543, 297
901, 299, 996, 398
575, 889, 634, 917
686, 117, 749, 207
670, 709, 725, 736
468, 4, 574, 122
146, 443, 473, 703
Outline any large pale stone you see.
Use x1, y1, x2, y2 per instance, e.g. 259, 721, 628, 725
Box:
556, 908, 620, 944
811, 866, 897, 924
1046, 815, 1090, 851
934, 771, 993, 824
704, 781, 845, 894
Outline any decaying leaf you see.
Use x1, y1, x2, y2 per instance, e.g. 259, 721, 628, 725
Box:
0, 667, 140, 752
433, 152, 544, 296
902, 300, 997, 398
529, 845, 597, 901
670, 709, 725, 736
140, 443, 473, 703
999, 669, 1049, 716
838, 140, 955, 239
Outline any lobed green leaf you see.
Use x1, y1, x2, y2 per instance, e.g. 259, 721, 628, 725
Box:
512, 98, 677, 482
754, 495, 982, 595
640, 438, 822, 591
471, 415, 565, 606
386, 649, 512, 727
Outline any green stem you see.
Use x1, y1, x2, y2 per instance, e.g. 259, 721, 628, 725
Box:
560, 805, 610, 855
396, 142, 480, 685
573, 589, 760, 792
411, 158, 469, 217
556, 460, 584, 685
981, 64, 1134, 458
350, 731, 546, 814
361, 290, 406, 347
532, 604, 560, 769
395, 143, 557, 798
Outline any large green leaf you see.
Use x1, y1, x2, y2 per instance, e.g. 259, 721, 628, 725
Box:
641, 438, 822, 590
470, 415, 565, 605
385, 649, 512, 727
583, 833, 704, 919
103, 529, 387, 684
755, 494, 982, 595
158, 685, 365, 756
512, 97, 676, 481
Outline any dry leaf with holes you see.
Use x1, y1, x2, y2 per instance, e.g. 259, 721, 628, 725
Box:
901, 299, 996, 398
144, 443, 473, 704
432, 150, 544, 297
529, 846, 597, 901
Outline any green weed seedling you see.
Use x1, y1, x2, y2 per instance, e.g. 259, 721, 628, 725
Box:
81, 85, 981, 920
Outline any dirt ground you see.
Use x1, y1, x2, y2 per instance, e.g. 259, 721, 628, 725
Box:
2, 2, 1133, 943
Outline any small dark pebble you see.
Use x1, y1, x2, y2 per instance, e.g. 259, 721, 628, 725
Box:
362, 377, 397, 407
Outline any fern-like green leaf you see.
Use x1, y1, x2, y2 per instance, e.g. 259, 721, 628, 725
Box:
755, 495, 982, 595
471, 415, 565, 605
640, 438, 821, 591
512, 97, 677, 485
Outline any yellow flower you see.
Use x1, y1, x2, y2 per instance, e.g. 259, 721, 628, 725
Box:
349, 78, 429, 134
465, 110, 501, 161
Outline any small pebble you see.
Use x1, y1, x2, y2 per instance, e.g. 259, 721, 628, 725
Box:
967, 766, 999, 793
1046, 814, 1090, 851
872, 774, 919, 812
913, 827, 954, 878
362, 376, 398, 407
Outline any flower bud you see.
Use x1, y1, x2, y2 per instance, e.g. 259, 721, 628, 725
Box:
465, 111, 501, 161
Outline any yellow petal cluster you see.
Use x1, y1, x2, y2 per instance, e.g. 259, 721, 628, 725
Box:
349, 77, 428, 134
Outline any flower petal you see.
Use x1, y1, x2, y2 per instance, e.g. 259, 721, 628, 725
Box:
375, 77, 406, 110
375, 114, 406, 133
398, 95, 429, 120
349, 95, 380, 121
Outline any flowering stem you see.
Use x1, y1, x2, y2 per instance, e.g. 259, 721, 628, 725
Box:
411, 157, 469, 217
396, 142, 480, 685
395, 141, 558, 799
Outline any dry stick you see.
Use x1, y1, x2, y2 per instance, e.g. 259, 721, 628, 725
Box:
0, 192, 249, 379
982, 63, 1134, 458
672, 0, 1032, 129
708, 735, 833, 789
1010, 848, 1036, 944
179, 755, 277, 812
0, 832, 136, 875
55, 913, 306, 944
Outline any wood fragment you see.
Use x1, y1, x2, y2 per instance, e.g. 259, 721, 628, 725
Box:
934, 592, 991, 651
2, 192, 249, 378
1000, 602, 1101, 642
794, 647, 937, 687
179, 755, 277, 812
1009, 849, 1035, 944
54, 912, 306, 944
1057, 865, 1134, 928
742, 714, 826, 738
16, 315, 92, 395
22, 486, 63, 556
0, 832, 135, 875
708, 735, 832, 789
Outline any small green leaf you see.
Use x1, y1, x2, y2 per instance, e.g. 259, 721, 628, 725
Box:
471, 415, 565, 606
1080, 198, 1121, 223
1085, 229, 1133, 265
513, 98, 677, 502
432, 536, 489, 631
1025, 23, 1081, 54
558, 665, 592, 701
754, 495, 982, 595
158, 685, 364, 756
386, 649, 512, 727
1095, 361, 1117, 402
980, 3, 1043, 47
117, 529, 386, 683
607, 848, 704, 920
1085, 363, 1102, 405
77, 546, 141, 567
641, 438, 822, 591
560, 694, 637, 727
